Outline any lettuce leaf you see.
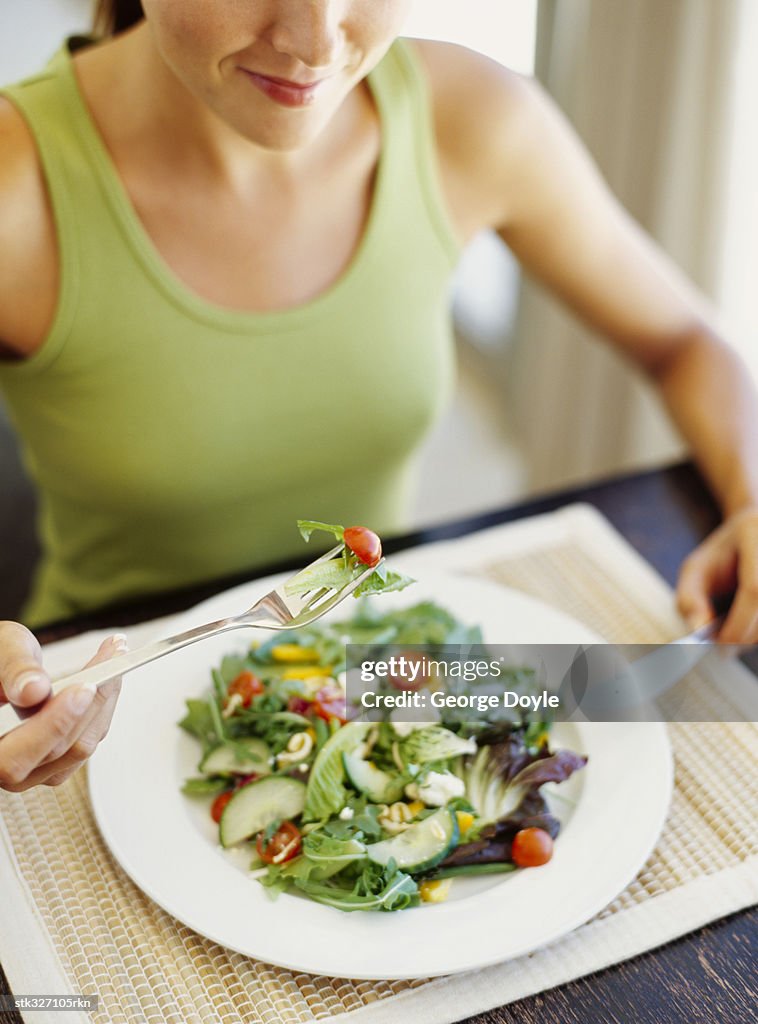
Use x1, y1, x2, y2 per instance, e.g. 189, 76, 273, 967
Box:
178, 699, 216, 745
297, 520, 345, 543
302, 721, 371, 821
353, 565, 415, 598
510, 749, 588, 788
292, 861, 419, 912
283, 558, 355, 596
400, 726, 477, 766
285, 833, 367, 882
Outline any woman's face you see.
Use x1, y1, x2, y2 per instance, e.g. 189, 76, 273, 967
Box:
140, 0, 412, 150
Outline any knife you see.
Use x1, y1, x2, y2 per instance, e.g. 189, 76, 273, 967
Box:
556, 592, 752, 718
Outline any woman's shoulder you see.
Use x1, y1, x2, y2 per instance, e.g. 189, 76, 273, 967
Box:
0, 97, 57, 359
402, 39, 562, 235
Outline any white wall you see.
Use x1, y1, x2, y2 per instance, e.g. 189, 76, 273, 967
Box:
404, 0, 537, 73
0, 0, 92, 83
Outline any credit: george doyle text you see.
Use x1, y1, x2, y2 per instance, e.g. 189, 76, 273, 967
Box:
344, 642, 757, 724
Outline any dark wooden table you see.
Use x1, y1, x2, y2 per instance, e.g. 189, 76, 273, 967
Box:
1, 460, 755, 1024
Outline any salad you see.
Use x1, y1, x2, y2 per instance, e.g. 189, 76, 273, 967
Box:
179, 523, 588, 912
283, 520, 415, 599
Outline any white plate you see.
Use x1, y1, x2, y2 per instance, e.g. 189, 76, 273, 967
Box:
88, 570, 672, 979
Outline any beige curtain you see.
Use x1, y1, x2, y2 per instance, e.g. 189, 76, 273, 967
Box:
508, 0, 742, 492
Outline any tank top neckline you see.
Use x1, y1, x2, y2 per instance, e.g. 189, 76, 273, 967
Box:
57, 37, 399, 333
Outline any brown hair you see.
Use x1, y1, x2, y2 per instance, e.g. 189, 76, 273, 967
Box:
93, 0, 144, 36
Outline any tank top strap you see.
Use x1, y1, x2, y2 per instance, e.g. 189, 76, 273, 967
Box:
365, 38, 460, 268
0, 38, 114, 371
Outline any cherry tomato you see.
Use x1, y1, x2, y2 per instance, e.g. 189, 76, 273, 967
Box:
256, 821, 302, 864
511, 827, 554, 867
313, 698, 348, 723
210, 790, 234, 824
388, 650, 429, 691
344, 526, 382, 568
226, 670, 264, 709
287, 695, 312, 715
312, 684, 348, 723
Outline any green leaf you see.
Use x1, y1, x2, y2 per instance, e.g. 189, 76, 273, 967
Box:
292, 866, 419, 912
283, 559, 357, 596
353, 568, 416, 598
180, 777, 230, 796
218, 655, 249, 686
400, 726, 477, 766
313, 716, 329, 752
301, 832, 367, 865
302, 721, 371, 822
297, 520, 345, 543
178, 699, 216, 742
211, 668, 227, 704
278, 833, 367, 883
207, 694, 227, 743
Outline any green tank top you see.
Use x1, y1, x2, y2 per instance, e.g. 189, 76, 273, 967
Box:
0, 37, 460, 627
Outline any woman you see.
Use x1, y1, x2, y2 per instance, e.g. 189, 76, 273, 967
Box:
0, 0, 756, 791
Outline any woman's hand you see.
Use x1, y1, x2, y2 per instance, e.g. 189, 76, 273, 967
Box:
0, 623, 125, 792
676, 507, 758, 643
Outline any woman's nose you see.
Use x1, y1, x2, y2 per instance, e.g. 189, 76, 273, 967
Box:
268, 0, 345, 70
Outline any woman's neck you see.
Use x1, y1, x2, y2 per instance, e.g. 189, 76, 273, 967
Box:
73, 22, 372, 192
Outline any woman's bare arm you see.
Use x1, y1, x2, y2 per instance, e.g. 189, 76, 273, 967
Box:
419, 42, 758, 641
0, 98, 59, 359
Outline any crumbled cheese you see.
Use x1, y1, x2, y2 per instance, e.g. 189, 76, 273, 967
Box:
221, 692, 243, 718
404, 771, 465, 807
338, 806, 355, 820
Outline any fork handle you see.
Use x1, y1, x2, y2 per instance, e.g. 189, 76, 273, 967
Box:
0, 613, 251, 740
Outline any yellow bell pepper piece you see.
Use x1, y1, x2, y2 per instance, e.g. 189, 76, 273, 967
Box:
455, 811, 475, 835
419, 878, 453, 903
271, 644, 320, 663
281, 665, 333, 680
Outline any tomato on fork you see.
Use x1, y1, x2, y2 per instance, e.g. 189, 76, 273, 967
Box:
343, 526, 382, 568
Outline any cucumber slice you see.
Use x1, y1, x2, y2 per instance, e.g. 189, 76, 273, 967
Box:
343, 752, 405, 804
219, 776, 306, 848
200, 739, 271, 776
366, 807, 459, 873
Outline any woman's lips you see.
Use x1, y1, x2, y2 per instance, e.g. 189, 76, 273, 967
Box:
240, 70, 327, 108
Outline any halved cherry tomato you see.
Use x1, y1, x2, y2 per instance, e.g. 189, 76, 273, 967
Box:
388, 650, 429, 691
511, 827, 554, 867
256, 821, 302, 864
226, 670, 264, 709
344, 526, 382, 567
313, 697, 348, 723
312, 684, 348, 723
210, 790, 234, 824
287, 695, 312, 715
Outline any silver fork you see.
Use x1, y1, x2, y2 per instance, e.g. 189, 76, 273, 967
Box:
0, 545, 380, 737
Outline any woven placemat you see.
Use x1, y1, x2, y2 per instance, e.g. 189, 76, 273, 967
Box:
1, 506, 756, 1024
